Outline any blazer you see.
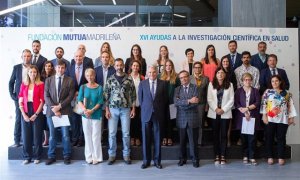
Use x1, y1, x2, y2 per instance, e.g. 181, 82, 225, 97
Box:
207, 82, 234, 119
34, 54, 47, 73
250, 53, 269, 71
9, 64, 23, 101
44, 75, 75, 117
182, 60, 194, 75
138, 79, 169, 123
259, 67, 290, 94
189, 75, 209, 105
95, 65, 116, 86
18, 82, 44, 113
174, 83, 200, 128
51, 58, 71, 76
226, 53, 243, 70
69, 63, 89, 91
71, 56, 94, 69
234, 87, 262, 130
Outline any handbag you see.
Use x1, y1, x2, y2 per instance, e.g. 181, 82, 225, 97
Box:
73, 85, 85, 115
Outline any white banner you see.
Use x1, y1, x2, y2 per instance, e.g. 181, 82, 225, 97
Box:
0, 27, 299, 144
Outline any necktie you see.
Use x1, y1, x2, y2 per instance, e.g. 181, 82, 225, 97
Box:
76, 67, 80, 84
231, 54, 235, 68
184, 86, 188, 95
272, 68, 276, 75
58, 77, 62, 98
33, 55, 37, 64
151, 81, 155, 99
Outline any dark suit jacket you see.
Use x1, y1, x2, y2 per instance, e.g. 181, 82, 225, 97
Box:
69, 63, 89, 91
250, 53, 269, 71
189, 75, 209, 105
234, 87, 262, 130
174, 84, 200, 128
71, 56, 94, 69
226, 53, 243, 70
138, 79, 169, 124
34, 54, 47, 73
44, 75, 75, 117
95, 65, 116, 86
259, 67, 290, 94
51, 58, 71, 76
9, 64, 23, 101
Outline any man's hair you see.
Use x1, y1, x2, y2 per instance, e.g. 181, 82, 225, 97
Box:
268, 54, 277, 62
185, 48, 194, 56
114, 58, 124, 64
228, 40, 237, 45
242, 51, 251, 58
57, 59, 66, 67
55, 47, 64, 53
32, 40, 41, 45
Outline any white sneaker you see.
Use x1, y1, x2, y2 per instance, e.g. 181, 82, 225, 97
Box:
22, 160, 30, 165
34, 160, 40, 164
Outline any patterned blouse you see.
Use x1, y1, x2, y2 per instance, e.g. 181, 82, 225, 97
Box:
260, 89, 297, 124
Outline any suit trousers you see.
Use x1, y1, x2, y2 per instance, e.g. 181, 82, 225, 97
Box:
241, 132, 256, 159
130, 107, 142, 139
266, 122, 288, 159
21, 102, 43, 161
14, 100, 22, 144
70, 112, 84, 142
212, 115, 230, 157
197, 104, 205, 144
179, 126, 199, 161
82, 117, 103, 162
142, 114, 161, 165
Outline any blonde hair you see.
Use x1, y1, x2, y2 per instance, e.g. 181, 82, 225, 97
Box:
241, 72, 253, 81
160, 60, 177, 84
100, 42, 115, 65
85, 68, 96, 77
24, 65, 42, 85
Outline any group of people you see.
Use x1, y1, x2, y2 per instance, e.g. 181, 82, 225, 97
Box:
9, 39, 296, 169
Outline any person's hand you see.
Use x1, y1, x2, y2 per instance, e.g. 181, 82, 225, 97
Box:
84, 109, 93, 118
239, 107, 248, 114
55, 111, 62, 117
105, 110, 111, 120
51, 105, 60, 113
22, 113, 30, 122
263, 118, 268, 125
130, 108, 135, 118
245, 112, 251, 121
29, 114, 38, 122
205, 104, 209, 112
288, 117, 295, 126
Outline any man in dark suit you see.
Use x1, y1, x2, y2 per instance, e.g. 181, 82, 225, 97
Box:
51, 47, 70, 76
9, 49, 32, 147
174, 70, 200, 168
44, 60, 74, 165
251, 41, 269, 71
69, 50, 89, 147
71, 44, 94, 69
225, 40, 242, 70
138, 65, 169, 169
259, 54, 290, 94
31, 40, 47, 73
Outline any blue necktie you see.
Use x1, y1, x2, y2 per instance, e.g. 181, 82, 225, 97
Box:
184, 86, 188, 95
272, 68, 276, 75
231, 54, 235, 68
58, 77, 62, 98
151, 81, 155, 100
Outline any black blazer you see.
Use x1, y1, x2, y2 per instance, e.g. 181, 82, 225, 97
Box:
250, 53, 269, 71
71, 56, 94, 69
226, 53, 243, 70
259, 67, 290, 94
34, 55, 47, 73
9, 64, 23, 101
95, 65, 116, 87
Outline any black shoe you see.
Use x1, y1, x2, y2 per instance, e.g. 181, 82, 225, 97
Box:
178, 159, 187, 166
64, 157, 71, 165
72, 140, 78, 146
77, 140, 84, 147
107, 157, 116, 165
154, 163, 162, 169
193, 161, 199, 168
124, 157, 131, 165
141, 163, 149, 169
12, 143, 21, 147
45, 158, 56, 165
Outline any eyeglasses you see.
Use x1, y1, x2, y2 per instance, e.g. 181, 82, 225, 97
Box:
193, 67, 202, 69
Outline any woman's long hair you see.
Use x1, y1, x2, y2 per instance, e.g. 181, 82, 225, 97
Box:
130, 44, 143, 62
156, 45, 169, 65
212, 67, 230, 90
24, 65, 42, 85
160, 59, 177, 84
204, 44, 218, 65
41, 61, 55, 81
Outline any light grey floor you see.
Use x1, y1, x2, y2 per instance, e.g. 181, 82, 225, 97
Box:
1, 145, 300, 180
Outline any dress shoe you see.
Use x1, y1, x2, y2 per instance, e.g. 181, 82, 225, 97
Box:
193, 161, 199, 168
45, 158, 56, 165
12, 143, 21, 147
64, 157, 71, 165
154, 163, 162, 169
177, 159, 187, 166
141, 163, 149, 169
